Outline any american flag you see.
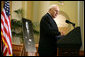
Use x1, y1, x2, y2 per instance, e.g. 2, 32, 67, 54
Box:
1, 1, 12, 56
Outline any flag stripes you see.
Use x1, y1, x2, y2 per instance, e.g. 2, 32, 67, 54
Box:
1, 1, 12, 56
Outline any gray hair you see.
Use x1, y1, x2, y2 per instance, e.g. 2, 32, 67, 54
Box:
48, 4, 59, 11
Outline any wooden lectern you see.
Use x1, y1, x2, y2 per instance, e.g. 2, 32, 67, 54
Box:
57, 27, 82, 56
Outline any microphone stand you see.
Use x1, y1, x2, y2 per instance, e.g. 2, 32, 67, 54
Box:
1, 39, 3, 56
72, 24, 75, 29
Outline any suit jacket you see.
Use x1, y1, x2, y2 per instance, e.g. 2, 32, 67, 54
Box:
38, 13, 61, 55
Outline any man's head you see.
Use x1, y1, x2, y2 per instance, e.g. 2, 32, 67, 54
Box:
48, 4, 59, 18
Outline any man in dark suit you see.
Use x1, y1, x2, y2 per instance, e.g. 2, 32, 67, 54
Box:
38, 5, 63, 56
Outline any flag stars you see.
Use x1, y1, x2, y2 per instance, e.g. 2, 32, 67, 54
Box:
4, 1, 10, 16
7, 6, 9, 7
5, 7, 6, 9
7, 8, 8, 10
6, 11, 8, 13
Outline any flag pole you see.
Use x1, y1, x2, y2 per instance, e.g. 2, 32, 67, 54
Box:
1, 38, 3, 56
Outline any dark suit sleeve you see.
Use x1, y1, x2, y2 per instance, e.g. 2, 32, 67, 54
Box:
40, 16, 61, 36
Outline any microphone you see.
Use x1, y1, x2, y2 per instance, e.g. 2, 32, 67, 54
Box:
65, 20, 75, 28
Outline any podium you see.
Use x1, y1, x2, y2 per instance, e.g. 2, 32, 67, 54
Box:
57, 27, 82, 56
